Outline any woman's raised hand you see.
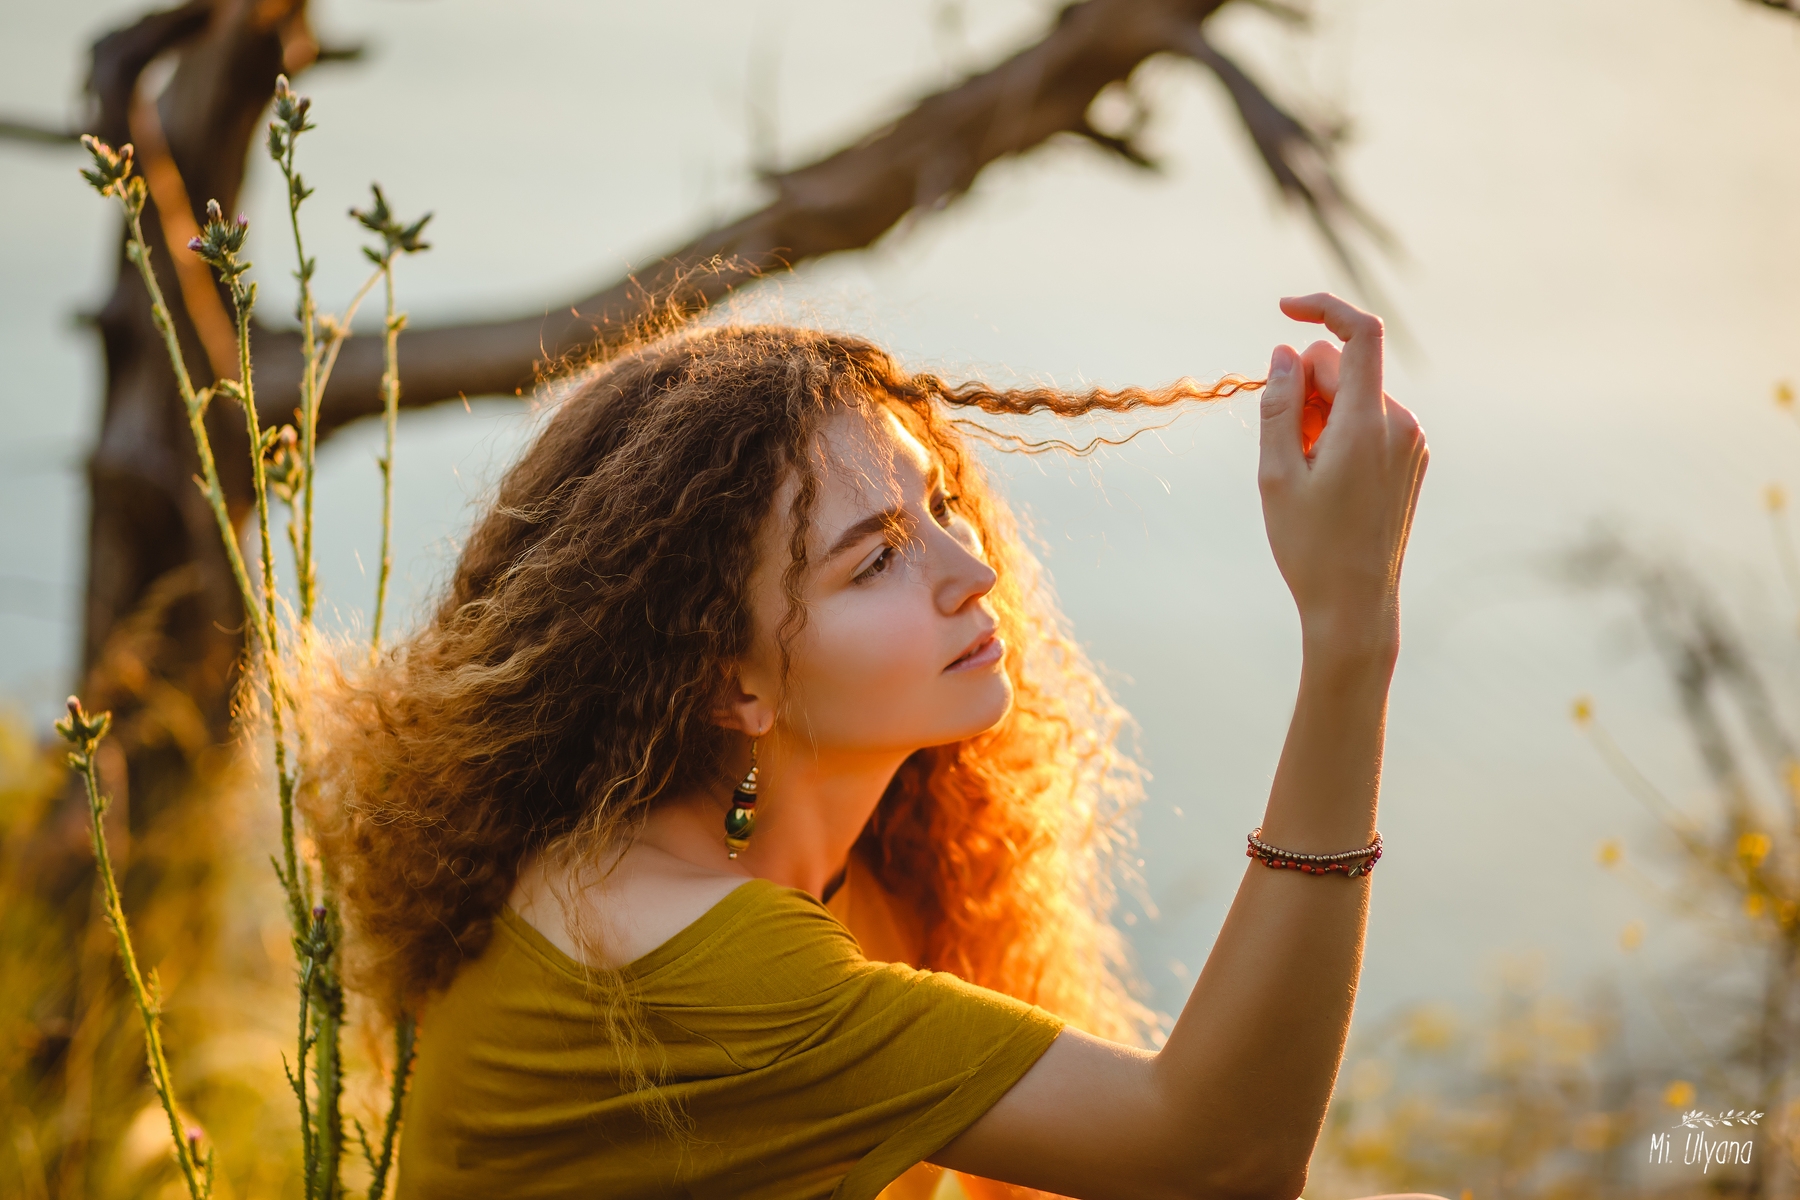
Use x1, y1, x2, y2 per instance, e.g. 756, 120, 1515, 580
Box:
1258, 292, 1428, 662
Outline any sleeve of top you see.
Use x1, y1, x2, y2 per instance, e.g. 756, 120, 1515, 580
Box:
637, 882, 1067, 1200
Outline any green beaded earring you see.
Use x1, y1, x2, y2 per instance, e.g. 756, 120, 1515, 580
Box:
723, 739, 759, 859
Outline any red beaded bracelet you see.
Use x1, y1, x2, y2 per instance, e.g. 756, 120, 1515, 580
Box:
1246, 826, 1382, 878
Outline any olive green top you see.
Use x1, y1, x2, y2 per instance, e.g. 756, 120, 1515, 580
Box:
394, 877, 1065, 1199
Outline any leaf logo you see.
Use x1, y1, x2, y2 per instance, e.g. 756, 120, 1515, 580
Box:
1675, 1109, 1764, 1129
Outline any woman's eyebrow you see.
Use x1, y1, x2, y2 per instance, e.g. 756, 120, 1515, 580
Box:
823, 507, 909, 562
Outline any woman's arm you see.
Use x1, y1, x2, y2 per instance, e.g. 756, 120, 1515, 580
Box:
930, 294, 1429, 1200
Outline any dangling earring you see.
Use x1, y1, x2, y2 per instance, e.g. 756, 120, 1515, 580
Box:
723, 738, 760, 859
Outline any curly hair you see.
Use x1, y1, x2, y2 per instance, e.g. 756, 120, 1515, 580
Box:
298, 323, 1257, 1046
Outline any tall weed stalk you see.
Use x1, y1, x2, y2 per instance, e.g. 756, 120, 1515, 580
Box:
76, 74, 429, 1198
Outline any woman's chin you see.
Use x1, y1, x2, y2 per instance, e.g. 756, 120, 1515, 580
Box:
930, 678, 1014, 746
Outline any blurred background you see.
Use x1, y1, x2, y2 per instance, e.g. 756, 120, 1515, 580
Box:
3, 0, 1798, 1196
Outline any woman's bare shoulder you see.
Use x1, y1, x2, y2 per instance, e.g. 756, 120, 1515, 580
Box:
508, 842, 753, 970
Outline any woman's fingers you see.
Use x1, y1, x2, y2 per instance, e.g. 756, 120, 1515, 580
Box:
1259, 343, 1306, 482
1301, 340, 1340, 400
1257, 293, 1426, 629
1299, 341, 1339, 459
1278, 292, 1382, 348
1278, 293, 1384, 421
1395, 397, 1430, 554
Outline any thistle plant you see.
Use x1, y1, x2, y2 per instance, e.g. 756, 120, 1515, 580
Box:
77, 138, 264, 664
349, 183, 432, 656
78, 73, 428, 1199
56, 696, 214, 1200
268, 76, 322, 625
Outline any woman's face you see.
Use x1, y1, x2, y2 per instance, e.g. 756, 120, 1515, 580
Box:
735, 404, 1012, 760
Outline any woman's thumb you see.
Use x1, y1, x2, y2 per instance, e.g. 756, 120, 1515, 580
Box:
1259, 344, 1305, 481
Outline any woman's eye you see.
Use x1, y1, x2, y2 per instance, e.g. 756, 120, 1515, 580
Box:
854, 545, 895, 583
931, 493, 961, 525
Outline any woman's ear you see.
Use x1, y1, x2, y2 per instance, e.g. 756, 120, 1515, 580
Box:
711, 673, 774, 738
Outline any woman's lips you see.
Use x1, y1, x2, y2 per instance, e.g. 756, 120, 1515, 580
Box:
945, 634, 1004, 672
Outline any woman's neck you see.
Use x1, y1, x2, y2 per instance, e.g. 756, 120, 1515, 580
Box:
644, 744, 907, 899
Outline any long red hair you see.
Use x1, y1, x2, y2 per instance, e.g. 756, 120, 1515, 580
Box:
300, 323, 1255, 1045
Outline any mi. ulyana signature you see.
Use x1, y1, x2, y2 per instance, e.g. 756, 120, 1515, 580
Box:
1648, 1112, 1763, 1173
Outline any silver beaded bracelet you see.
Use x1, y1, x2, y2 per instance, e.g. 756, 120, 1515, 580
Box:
1246, 826, 1383, 878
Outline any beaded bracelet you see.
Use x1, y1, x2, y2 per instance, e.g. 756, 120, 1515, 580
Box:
1246, 826, 1383, 878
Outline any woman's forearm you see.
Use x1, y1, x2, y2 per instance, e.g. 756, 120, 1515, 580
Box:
1265, 620, 1396, 853
1148, 638, 1393, 1196
1140, 292, 1421, 1197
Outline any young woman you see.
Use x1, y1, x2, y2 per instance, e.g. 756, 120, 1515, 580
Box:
304, 292, 1437, 1200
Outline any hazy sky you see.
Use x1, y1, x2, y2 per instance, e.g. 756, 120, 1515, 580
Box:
3, 0, 1799, 1066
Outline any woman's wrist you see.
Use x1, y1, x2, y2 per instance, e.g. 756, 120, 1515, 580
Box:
1299, 607, 1399, 681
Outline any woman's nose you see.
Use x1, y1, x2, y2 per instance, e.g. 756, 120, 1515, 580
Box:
932, 525, 996, 614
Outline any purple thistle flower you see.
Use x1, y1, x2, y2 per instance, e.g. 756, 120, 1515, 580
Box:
187, 236, 203, 252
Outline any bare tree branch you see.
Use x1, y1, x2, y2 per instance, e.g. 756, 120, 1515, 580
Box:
1069, 119, 1161, 169
1174, 28, 1394, 302
256, 0, 1385, 437
1237, 0, 1314, 24
0, 118, 80, 144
